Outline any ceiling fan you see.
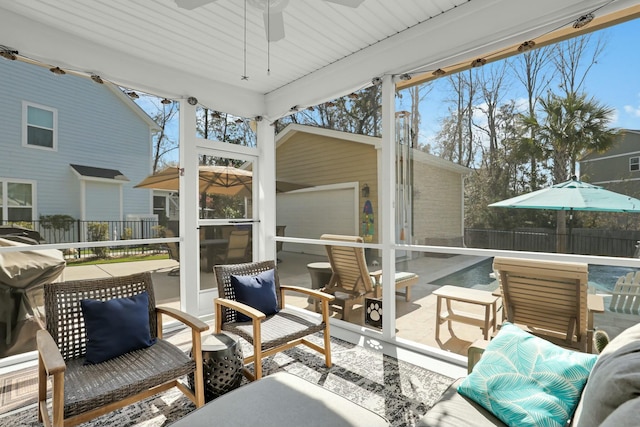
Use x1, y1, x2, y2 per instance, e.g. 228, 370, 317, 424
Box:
174, 0, 364, 42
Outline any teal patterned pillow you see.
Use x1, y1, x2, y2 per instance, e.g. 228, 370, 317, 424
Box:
457, 323, 597, 427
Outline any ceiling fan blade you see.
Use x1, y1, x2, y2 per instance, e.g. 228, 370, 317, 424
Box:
323, 0, 364, 7
174, 0, 216, 10
263, 10, 285, 42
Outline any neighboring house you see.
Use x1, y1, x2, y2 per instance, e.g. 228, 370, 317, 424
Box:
0, 59, 160, 241
579, 129, 640, 198
275, 124, 471, 256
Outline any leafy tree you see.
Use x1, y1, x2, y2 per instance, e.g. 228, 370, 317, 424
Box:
522, 92, 618, 251
433, 70, 477, 167
133, 94, 179, 173
275, 86, 382, 136
509, 45, 554, 191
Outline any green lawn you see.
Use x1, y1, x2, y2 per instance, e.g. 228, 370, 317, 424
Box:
66, 253, 170, 266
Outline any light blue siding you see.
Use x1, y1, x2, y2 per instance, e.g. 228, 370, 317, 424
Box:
0, 60, 155, 221
85, 182, 122, 221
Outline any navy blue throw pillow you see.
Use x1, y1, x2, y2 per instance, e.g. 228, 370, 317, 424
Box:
80, 291, 156, 364
230, 269, 279, 322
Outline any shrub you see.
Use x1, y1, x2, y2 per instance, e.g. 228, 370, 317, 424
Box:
87, 222, 110, 258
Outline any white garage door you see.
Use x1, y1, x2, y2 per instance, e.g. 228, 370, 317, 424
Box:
277, 185, 357, 256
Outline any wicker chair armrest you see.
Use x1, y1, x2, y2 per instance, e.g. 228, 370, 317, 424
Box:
215, 297, 266, 321
156, 306, 209, 332
588, 294, 605, 314
36, 329, 66, 375
280, 285, 335, 302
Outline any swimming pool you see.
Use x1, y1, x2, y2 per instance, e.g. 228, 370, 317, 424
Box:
431, 257, 639, 294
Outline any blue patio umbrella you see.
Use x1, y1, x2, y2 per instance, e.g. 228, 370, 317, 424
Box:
488, 177, 640, 252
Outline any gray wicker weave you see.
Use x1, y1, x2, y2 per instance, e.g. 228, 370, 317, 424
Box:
213, 260, 335, 380
37, 272, 208, 427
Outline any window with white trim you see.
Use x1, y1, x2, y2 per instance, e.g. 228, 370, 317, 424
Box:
23, 102, 57, 150
0, 181, 34, 222
630, 156, 639, 172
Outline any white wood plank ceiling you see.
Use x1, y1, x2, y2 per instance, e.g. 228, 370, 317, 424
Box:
0, 0, 638, 119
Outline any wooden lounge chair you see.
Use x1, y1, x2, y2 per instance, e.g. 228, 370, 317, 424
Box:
320, 234, 419, 320
37, 272, 208, 427
609, 271, 640, 314
216, 230, 251, 264
164, 228, 180, 276
492, 256, 604, 353
213, 260, 334, 381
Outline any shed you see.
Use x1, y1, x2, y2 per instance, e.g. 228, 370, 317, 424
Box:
275, 124, 471, 256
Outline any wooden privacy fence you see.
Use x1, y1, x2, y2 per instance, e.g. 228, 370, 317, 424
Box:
465, 228, 640, 257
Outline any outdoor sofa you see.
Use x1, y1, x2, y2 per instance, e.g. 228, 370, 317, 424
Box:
168, 370, 389, 427
418, 322, 640, 427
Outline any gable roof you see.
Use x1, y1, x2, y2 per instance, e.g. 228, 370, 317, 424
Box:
276, 123, 471, 175
70, 164, 129, 182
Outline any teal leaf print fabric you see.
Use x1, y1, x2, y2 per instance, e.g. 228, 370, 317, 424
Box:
457, 323, 597, 427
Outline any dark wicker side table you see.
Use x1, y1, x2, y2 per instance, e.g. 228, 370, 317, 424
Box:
189, 333, 244, 402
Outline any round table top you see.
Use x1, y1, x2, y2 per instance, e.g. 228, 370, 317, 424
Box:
307, 262, 332, 270
202, 333, 238, 352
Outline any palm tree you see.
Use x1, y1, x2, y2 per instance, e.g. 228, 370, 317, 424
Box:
523, 91, 618, 252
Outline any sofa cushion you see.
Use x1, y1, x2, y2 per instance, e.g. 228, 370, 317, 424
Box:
230, 269, 279, 322
417, 378, 506, 427
457, 323, 597, 427
168, 371, 389, 427
574, 323, 640, 427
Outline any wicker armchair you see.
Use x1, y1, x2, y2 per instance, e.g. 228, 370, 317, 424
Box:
213, 260, 334, 381
37, 272, 209, 427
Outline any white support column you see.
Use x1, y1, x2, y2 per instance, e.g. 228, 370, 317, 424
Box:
257, 119, 277, 262
179, 98, 199, 314
380, 74, 396, 339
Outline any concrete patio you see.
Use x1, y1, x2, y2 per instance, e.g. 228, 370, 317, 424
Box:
60, 250, 640, 359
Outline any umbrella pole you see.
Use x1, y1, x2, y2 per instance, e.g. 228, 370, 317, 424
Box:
568, 208, 574, 253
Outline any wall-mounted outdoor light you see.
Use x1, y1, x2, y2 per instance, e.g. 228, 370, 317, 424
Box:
361, 183, 370, 198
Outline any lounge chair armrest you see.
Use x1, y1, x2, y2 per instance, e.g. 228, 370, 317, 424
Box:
588, 294, 605, 313
280, 285, 335, 302
36, 329, 66, 375
214, 297, 266, 321
369, 270, 382, 285
467, 339, 490, 373
156, 306, 209, 332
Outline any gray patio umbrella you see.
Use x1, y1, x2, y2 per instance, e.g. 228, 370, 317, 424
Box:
488, 177, 640, 252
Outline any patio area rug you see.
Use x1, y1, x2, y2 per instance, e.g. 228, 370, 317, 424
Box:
0, 366, 40, 416
0, 334, 455, 427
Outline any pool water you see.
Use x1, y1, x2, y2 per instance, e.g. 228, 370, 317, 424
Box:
432, 257, 639, 294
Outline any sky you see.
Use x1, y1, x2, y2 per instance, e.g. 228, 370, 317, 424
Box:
396, 17, 640, 150
144, 17, 640, 165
